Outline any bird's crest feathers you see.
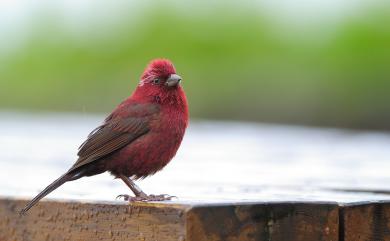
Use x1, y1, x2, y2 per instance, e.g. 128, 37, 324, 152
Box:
141, 59, 176, 81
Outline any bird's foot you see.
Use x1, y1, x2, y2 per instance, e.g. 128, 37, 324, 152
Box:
116, 193, 176, 202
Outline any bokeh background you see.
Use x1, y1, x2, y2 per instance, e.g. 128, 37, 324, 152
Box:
0, 0, 389, 129
2, 1, 390, 209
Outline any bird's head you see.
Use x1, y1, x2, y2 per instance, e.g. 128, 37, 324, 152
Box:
140, 59, 182, 89
133, 59, 185, 104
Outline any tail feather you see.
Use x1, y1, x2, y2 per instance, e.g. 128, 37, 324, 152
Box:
19, 173, 71, 215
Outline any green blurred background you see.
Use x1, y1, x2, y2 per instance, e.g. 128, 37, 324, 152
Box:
0, 1, 389, 129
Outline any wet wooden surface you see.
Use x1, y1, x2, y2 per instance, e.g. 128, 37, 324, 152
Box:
2, 113, 390, 240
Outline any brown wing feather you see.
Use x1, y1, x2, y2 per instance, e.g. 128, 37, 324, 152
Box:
67, 103, 159, 173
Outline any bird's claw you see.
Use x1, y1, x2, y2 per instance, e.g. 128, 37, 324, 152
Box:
146, 194, 177, 201
116, 194, 176, 202
116, 194, 131, 200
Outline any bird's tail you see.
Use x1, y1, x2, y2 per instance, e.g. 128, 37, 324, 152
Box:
19, 173, 72, 215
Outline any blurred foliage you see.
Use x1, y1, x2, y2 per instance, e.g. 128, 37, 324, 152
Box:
0, 3, 389, 129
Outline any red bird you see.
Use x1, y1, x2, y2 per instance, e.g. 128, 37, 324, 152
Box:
20, 59, 189, 214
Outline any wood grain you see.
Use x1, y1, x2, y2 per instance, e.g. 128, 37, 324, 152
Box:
7, 198, 390, 240
186, 202, 339, 241
341, 201, 390, 241
0, 199, 341, 241
0, 199, 187, 241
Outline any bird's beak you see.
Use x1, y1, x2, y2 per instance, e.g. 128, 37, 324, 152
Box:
166, 74, 182, 87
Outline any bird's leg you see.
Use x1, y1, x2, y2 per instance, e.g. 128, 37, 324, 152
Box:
118, 174, 148, 198
117, 174, 175, 202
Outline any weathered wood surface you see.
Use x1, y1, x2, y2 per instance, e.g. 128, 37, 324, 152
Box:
5, 198, 390, 240
1, 199, 188, 241
340, 201, 390, 241
1, 199, 339, 241
186, 202, 338, 241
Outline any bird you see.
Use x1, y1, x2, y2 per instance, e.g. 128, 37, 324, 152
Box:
20, 59, 189, 215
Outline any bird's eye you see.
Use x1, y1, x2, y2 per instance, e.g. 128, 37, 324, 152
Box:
153, 78, 160, 85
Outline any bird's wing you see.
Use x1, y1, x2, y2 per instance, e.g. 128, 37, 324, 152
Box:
67, 103, 159, 173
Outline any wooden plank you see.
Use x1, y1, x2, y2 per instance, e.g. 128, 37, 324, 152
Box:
0, 199, 339, 241
0, 199, 188, 241
186, 202, 339, 241
341, 201, 390, 241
